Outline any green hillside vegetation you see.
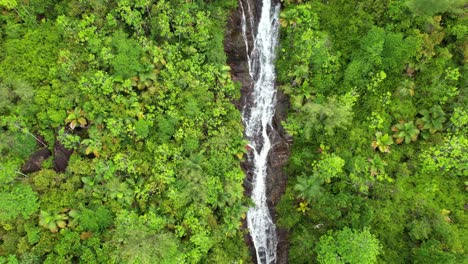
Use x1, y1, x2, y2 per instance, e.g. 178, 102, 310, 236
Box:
276, 0, 466, 263
0, 0, 251, 263
0, 0, 466, 263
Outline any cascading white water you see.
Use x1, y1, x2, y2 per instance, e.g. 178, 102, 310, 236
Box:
240, 0, 280, 263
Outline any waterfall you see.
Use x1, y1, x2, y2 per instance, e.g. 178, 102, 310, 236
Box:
240, 0, 281, 263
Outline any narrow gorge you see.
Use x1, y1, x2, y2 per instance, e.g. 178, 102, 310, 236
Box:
225, 0, 291, 263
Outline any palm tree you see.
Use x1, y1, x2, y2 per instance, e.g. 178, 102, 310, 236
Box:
416, 105, 446, 138
372, 132, 394, 153
65, 107, 87, 130
131, 69, 158, 90
179, 153, 208, 203
81, 138, 102, 157
396, 79, 415, 97
392, 121, 420, 144
294, 175, 322, 202
297, 201, 310, 214
39, 210, 68, 233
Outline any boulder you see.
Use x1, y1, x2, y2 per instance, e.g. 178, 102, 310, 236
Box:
21, 148, 51, 174
53, 140, 73, 173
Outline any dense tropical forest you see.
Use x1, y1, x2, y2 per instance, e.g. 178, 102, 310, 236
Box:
0, 0, 466, 264
276, 0, 466, 263
0, 0, 252, 263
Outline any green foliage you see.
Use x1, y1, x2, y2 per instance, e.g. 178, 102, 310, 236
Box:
77, 205, 113, 233
0, 184, 38, 221
0, 80, 35, 116
24, 223, 41, 245
413, 239, 460, 264
0, 121, 38, 153
294, 176, 322, 202
0, 255, 19, 264
57, 128, 81, 150
106, 210, 182, 263
406, 0, 463, 17
38, 210, 67, 233
277, 0, 466, 263
316, 228, 382, 264
0, 0, 246, 261
420, 133, 467, 175
297, 201, 310, 214
284, 95, 355, 140
0, 22, 62, 84
1, 0, 465, 262
109, 30, 145, 78
344, 26, 420, 87
396, 79, 415, 97
295, 152, 345, 201
315, 153, 346, 183
0, 0, 17, 9
43, 229, 97, 263
134, 118, 151, 139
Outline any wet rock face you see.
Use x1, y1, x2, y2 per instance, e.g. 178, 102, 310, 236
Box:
225, 0, 254, 111
225, 1, 290, 263
53, 140, 73, 173
21, 148, 51, 174
21, 132, 74, 174
21, 134, 50, 174
268, 90, 291, 207
267, 88, 291, 264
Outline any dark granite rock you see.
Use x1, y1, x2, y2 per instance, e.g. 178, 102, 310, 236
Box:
226, 1, 290, 263
21, 148, 51, 174
53, 140, 73, 173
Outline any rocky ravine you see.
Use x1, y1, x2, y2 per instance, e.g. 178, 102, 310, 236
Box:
224, 1, 291, 263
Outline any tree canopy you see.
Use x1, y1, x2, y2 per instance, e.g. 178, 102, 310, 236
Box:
0, 0, 466, 263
